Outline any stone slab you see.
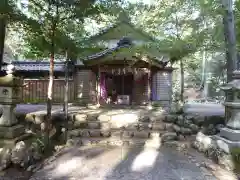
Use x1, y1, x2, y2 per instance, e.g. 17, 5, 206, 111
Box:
213, 135, 240, 154
0, 105, 18, 126
0, 124, 25, 139
219, 127, 240, 142
0, 133, 32, 148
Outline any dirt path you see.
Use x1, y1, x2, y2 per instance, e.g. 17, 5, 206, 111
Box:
29, 145, 219, 180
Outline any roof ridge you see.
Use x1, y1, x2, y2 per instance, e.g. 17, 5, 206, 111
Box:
88, 20, 156, 42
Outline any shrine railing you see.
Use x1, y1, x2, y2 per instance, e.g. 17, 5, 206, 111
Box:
20, 79, 75, 104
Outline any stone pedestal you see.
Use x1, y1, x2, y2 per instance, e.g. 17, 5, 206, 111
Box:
215, 71, 240, 153
0, 105, 17, 126
0, 73, 25, 147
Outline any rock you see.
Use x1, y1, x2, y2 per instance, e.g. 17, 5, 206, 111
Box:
216, 139, 230, 154
193, 115, 205, 126
189, 124, 199, 134
133, 131, 149, 138
138, 122, 151, 130
194, 132, 214, 152
161, 132, 177, 142
203, 162, 217, 171
0, 148, 11, 170
204, 116, 225, 127
177, 134, 186, 141
185, 115, 194, 122
20, 148, 33, 168
180, 127, 192, 135
25, 114, 35, 123
202, 124, 217, 135
101, 131, 111, 137
173, 124, 181, 133
183, 120, 192, 128
176, 115, 184, 126
98, 114, 111, 122
66, 138, 81, 146
125, 124, 138, 130
170, 102, 183, 114
89, 130, 101, 137
34, 114, 46, 125
122, 131, 133, 138
164, 123, 174, 131
191, 140, 200, 149
73, 114, 88, 128
111, 131, 122, 138
74, 114, 87, 122
69, 129, 81, 137
149, 132, 160, 138
139, 116, 150, 122
205, 143, 219, 162
218, 153, 235, 171
164, 115, 177, 123
27, 165, 35, 172
11, 141, 27, 165
216, 124, 224, 131
31, 142, 43, 161
66, 139, 75, 146
164, 141, 188, 151
152, 123, 165, 130
88, 121, 100, 129
80, 130, 90, 137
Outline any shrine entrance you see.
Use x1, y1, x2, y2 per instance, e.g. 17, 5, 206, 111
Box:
104, 72, 134, 104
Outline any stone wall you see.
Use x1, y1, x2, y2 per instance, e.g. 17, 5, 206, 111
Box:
163, 113, 225, 138
163, 111, 240, 172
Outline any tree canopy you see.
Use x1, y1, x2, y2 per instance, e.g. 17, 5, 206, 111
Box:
5, 0, 240, 100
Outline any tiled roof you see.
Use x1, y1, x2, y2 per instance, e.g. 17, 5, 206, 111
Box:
2, 61, 73, 72
80, 37, 170, 67
82, 37, 132, 61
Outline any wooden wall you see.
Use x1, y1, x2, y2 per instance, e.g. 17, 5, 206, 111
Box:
20, 79, 75, 104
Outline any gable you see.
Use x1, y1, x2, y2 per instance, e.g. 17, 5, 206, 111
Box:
89, 21, 155, 44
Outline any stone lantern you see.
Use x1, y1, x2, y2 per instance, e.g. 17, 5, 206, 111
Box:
215, 70, 240, 152
0, 64, 25, 144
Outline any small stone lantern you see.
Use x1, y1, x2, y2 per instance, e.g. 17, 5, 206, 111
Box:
221, 71, 240, 130
0, 64, 25, 141
216, 70, 240, 151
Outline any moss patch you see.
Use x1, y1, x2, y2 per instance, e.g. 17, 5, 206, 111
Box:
230, 148, 240, 173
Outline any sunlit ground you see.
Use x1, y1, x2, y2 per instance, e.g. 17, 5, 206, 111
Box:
29, 141, 226, 180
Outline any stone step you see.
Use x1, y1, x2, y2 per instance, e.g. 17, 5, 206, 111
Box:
68, 137, 163, 148
68, 128, 171, 140
69, 121, 172, 131
71, 112, 167, 123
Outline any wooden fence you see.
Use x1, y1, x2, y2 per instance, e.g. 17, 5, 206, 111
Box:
21, 79, 75, 104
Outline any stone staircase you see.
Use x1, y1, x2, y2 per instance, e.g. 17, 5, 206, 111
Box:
67, 108, 178, 147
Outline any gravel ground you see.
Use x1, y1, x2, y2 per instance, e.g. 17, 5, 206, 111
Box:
29, 145, 219, 180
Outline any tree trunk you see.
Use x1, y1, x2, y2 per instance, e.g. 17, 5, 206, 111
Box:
222, 0, 237, 82
222, 0, 237, 123
63, 52, 69, 142
180, 59, 184, 102
45, 19, 56, 147
0, 16, 6, 70
203, 51, 208, 99
45, 52, 54, 146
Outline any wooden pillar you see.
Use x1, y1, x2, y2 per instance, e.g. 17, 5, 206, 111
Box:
148, 62, 151, 105
122, 59, 125, 95
97, 64, 100, 104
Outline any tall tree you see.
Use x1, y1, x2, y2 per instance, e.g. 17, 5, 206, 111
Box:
0, 0, 9, 69
19, 0, 114, 146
